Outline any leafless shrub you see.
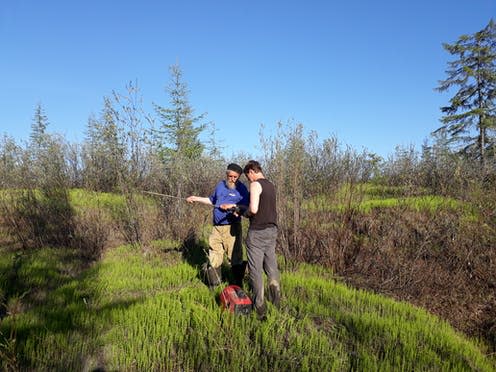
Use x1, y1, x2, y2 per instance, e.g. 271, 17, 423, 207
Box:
73, 207, 112, 260
0, 134, 23, 189
140, 147, 226, 244
301, 204, 494, 347
112, 192, 145, 247
0, 188, 75, 250
317, 205, 496, 348
259, 121, 374, 262
160, 200, 211, 244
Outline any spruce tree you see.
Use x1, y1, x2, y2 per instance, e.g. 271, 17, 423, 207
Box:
152, 64, 206, 163
435, 19, 496, 170
84, 97, 125, 191
30, 102, 49, 151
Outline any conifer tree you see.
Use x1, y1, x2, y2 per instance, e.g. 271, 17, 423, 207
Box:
83, 97, 125, 191
435, 19, 496, 170
30, 102, 49, 151
27, 103, 63, 187
152, 64, 206, 163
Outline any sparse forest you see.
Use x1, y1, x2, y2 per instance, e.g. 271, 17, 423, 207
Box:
1, 21, 495, 371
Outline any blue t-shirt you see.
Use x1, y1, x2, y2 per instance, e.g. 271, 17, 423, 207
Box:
209, 180, 249, 225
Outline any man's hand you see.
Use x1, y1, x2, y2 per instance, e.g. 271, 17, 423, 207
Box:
220, 204, 248, 217
220, 203, 236, 211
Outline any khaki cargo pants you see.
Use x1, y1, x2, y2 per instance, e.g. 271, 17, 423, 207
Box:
208, 222, 243, 269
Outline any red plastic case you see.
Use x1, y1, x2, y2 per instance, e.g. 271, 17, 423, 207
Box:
219, 285, 253, 315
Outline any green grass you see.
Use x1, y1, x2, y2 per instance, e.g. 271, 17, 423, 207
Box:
305, 183, 465, 214
356, 195, 461, 213
69, 188, 127, 210
0, 188, 126, 212
284, 263, 491, 371
0, 244, 493, 371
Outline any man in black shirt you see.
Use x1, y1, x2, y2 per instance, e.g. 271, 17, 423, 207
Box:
242, 160, 281, 320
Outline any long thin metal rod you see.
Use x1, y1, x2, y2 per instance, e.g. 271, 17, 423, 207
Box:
141, 190, 217, 209
141, 190, 187, 200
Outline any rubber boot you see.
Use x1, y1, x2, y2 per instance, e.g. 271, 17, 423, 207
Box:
267, 280, 281, 308
255, 302, 267, 321
215, 266, 222, 284
206, 265, 222, 288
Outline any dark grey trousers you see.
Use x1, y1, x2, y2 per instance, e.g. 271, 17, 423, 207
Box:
246, 226, 280, 310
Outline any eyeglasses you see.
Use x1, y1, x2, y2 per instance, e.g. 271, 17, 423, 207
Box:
226, 172, 240, 179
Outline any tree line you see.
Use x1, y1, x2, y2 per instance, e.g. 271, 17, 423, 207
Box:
0, 20, 495, 196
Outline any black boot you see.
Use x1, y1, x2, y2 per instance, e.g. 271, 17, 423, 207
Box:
231, 262, 246, 287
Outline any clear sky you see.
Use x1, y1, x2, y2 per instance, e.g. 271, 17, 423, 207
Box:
1, 0, 494, 159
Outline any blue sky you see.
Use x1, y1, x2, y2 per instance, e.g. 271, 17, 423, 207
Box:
1, 0, 494, 159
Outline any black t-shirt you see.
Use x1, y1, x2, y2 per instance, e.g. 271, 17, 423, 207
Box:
250, 178, 277, 230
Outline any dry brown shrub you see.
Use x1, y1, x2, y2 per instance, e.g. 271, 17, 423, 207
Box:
160, 201, 211, 243
111, 193, 179, 248
73, 207, 113, 260
280, 197, 496, 349
0, 189, 75, 250
325, 206, 494, 348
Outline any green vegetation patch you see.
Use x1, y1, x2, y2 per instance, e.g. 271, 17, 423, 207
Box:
0, 245, 493, 371
0, 247, 97, 370
305, 183, 464, 214
284, 263, 492, 371
357, 195, 461, 213
69, 188, 127, 211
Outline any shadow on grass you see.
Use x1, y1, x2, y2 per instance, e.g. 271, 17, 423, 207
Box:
180, 228, 226, 289
180, 228, 208, 270
0, 246, 143, 371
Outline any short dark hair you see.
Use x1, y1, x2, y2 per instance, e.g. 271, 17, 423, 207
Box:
243, 160, 262, 174
227, 163, 243, 175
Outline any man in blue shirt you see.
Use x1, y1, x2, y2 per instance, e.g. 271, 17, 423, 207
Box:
186, 163, 249, 287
